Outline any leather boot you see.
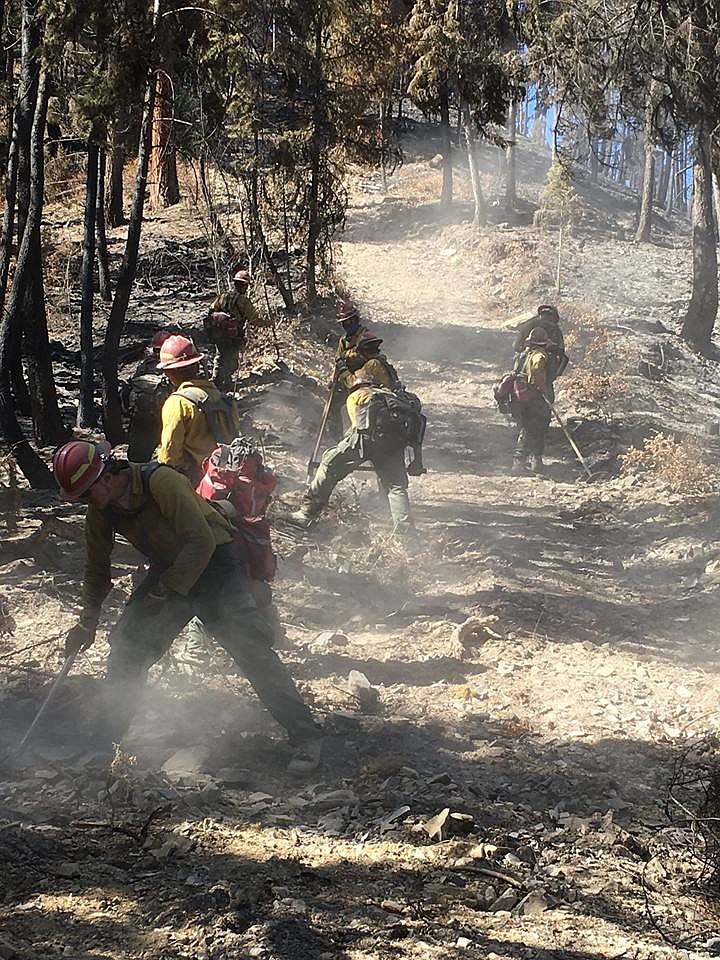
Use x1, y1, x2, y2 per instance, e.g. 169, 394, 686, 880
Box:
287, 498, 324, 528
531, 455, 545, 474
510, 457, 529, 477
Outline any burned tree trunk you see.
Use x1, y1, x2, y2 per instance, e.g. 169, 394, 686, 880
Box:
102, 0, 161, 443
77, 139, 99, 428
681, 123, 718, 352
148, 71, 179, 209
96, 147, 111, 301
17, 67, 65, 444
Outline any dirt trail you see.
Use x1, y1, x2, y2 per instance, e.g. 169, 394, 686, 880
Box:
2, 161, 720, 959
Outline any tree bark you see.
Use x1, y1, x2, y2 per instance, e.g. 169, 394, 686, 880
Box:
77, 140, 99, 428
17, 66, 65, 444
102, 0, 161, 443
462, 104, 485, 227
681, 124, 718, 351
149, 71, 179, 209
306, 6, 323, 302
0, 68, 55, 488
105, 123, 125, 227
657, 150, 671, 207
439, 80, 453, 207
505, 100, 517, 211
96, 147, 111, 301
635, 137, 655, 243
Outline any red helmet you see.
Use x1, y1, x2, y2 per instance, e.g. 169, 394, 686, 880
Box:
232, 269, 251, 285
526, 326, 551, 346
53, 440, 111, 501
357, 330, 383, 352
150, 330, 174, 351
337, 301, 359, 323
156, 335, 205, 370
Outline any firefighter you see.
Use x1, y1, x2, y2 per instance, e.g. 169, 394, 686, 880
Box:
206, 269, 271, 391
54, 440, 322, 774
123, 330, 175, 462
327, 302, 371, 437
335, 331, 402, 393
513, 304, 568, 380
290, 371, 415, 534
155, 335, 240, 486
511, 326, 554, 476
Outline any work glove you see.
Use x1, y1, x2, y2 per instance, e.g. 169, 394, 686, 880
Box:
64, 621, 96, 658
137, 582, 171, 618
334, 357, 350, 378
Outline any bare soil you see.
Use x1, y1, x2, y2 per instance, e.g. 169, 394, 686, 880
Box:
2, 136, 720, 959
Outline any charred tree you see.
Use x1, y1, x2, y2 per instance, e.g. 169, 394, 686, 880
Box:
102, 0, 161, 442
96, 147, 111, 301
681, 123, 718, 352
636, 134, 655, 243
77, 138, 99, 428
305, 6, 323, 303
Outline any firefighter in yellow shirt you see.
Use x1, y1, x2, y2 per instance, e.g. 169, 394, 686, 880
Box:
290, 370, 415, 533
511, 327, 554, 476
154, 335, 240, 485
206, 269, 271, 391
53, 440, 322, 773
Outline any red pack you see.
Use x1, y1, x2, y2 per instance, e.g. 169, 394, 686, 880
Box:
204, 310, 245, 342
195, 440, 278, 581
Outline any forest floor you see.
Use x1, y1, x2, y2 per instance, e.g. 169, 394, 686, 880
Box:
2, 133, 720, 959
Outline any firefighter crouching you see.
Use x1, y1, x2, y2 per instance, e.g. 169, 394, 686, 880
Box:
53, 440, 323, 774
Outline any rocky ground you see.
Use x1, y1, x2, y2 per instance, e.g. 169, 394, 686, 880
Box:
2, 133, 720, 959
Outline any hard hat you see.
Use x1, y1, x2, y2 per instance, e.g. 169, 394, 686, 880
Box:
232, 269, 251, 285
53, 440, 111, 501
526, 326, 551, 346
537, 304, 559, 319
357, 331, 383, 352
150, 330, 174, 351
337, 301, 359, 323
156, 335, 205, 370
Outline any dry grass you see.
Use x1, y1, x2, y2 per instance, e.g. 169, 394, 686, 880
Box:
561, 313, 628, 417
620, 433, 715, 495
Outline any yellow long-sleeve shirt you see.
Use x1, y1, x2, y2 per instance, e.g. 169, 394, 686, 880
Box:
156, 379, 239, 474
82, 464, 233, 620
524, 349, 548, 395
339, 357, 396, 393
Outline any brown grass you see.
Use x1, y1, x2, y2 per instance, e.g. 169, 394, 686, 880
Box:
620, 433, 715, 495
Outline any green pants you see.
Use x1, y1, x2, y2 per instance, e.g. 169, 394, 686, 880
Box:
211, 338, 241, 391
309, 432, 413, 532
105, 543, 317, 744
514, 395, 551, 459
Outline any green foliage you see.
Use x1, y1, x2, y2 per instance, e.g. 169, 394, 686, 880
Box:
534, 159, 583, 228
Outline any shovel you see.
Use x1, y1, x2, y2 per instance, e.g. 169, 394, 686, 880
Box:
544, 397, 594, 480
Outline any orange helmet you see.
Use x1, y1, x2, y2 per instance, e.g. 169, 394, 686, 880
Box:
526, 326, 551, 346
53, 440, 111, 501
337, 301, 359, 323
156, 335, 205, 370
232, 269, 251, 285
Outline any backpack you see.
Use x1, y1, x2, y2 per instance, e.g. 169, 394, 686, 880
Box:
173, 389, 278, 582
175, 386, 240, 444
493, 372, 529, 408
138, 459, 277, 582
358, 389, 427, 450
204, 310, 246, 343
